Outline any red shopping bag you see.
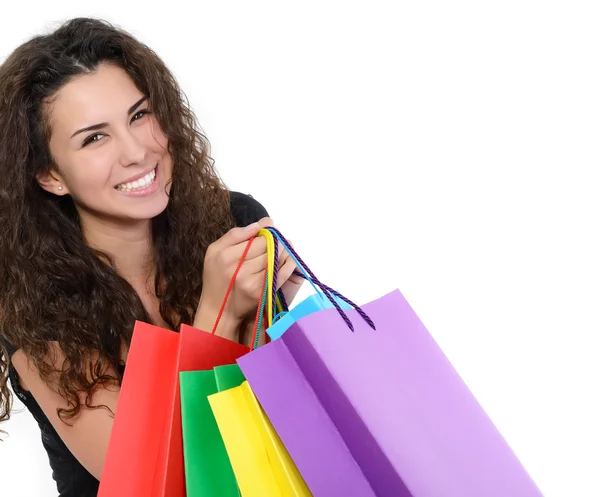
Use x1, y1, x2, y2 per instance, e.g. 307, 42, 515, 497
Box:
98, 239, 259, 497
98, 322, 250, 497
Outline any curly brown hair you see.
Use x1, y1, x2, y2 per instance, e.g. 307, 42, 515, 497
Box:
0, 18, 236, 431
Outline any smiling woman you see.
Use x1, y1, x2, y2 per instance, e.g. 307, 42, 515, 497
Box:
0, 17, 302, 497
38, 65, 173, 226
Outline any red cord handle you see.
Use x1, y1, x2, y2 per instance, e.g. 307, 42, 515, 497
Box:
211, 236, 256, 334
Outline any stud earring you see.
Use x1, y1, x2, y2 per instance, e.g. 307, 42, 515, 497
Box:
58, 186, 63, 191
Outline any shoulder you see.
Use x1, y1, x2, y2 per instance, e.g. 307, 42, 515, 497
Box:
0, 335, 17, 359
229, 191, 269, 227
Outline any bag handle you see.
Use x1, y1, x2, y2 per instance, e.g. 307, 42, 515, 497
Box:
211, 233, 273, 350
271, 234, 286, 317
211, 236, 257, 334
267, 227, 376, 332
249, 262, 270, 350
212, 227, 375, 343
258, 228, 276, 327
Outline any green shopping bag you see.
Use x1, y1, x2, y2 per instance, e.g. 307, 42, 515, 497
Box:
214, 363, 246, 390
180, 364, 247, 496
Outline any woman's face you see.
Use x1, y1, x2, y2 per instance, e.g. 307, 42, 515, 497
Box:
40, 63, 173, 227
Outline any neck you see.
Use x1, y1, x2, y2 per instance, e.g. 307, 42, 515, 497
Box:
80, 214, 155, 285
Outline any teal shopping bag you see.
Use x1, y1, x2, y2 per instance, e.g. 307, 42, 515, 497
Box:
267, 292, 352, 340
266, 227, 353, 341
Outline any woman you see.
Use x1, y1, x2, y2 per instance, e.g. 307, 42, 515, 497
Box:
0, 17, 302, 496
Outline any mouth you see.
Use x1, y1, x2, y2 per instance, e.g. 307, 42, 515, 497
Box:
115, 166, 157, 193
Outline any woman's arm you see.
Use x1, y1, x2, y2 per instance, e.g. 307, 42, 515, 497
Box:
10, 343, 120, 480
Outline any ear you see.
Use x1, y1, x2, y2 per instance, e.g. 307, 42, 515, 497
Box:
36, 169, 68, 196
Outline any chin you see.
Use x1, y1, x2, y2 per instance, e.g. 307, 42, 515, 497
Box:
125, 196, 170, 221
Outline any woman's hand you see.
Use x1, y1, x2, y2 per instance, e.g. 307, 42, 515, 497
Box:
194, 217, 273, 339
274, 242, 305, 306
193, 218, 304, 341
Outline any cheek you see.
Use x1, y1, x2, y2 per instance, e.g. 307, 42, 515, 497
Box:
66, 153, 115, 194
148, 118, 169, 152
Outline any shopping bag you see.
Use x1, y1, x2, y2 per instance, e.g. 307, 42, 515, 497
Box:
99, 237, 262, 497
267, 292, 351, 340
98, 322, 250, 497
208, 380, 312, 497
179, 364, 247, 497
206, 235, 311, 496
177, 231, 275, 496
237, 229, 544, 497
214, 363, 247, 390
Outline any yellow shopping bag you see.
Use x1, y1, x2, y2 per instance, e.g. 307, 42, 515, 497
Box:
208, 380, 311, 497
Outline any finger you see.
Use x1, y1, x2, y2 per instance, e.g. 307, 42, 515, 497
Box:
234, 220, 277, 262
212, 229, 266, 267
275, 257, 298, 290
277, 241, 300, 270
256, 217, 275, 229
240, 253, 269, 275
276, 246, 288, 267
234, 261, 268, 301
238, 235, 267, 261
277, 238, 294, 260
278, 240, 305, 283
217, 221, 265, 248
217, 216, 274, 252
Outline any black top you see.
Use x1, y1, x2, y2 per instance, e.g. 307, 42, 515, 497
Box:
0, 191, 268, 497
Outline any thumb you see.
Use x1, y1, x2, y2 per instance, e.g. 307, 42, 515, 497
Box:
256, 216, 275, 229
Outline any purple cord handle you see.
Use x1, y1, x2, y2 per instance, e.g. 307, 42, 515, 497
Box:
272, 234, 280, 316
268, 227, 352, 327
267, 227, 375, 332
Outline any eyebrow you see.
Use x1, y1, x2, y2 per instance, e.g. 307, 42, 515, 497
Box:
70, 96, 148, 139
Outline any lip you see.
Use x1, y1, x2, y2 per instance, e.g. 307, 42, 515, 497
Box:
115, 166, 160, 198
114, 165, 157, 188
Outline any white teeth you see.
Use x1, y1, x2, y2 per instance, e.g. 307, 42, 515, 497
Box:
116, 169, 156, 191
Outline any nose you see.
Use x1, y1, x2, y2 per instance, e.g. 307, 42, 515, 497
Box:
118, 128, 147, 167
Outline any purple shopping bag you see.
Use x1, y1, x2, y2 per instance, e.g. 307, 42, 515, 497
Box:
237, 289, 543, 497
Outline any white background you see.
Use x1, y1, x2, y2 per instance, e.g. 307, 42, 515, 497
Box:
1, 1, 599, 496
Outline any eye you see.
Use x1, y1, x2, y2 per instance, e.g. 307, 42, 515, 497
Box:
131, 109, 151, 123
82, 133, 105, 147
